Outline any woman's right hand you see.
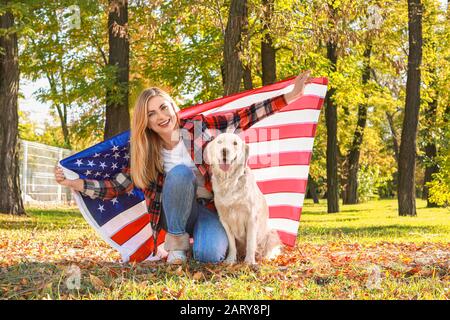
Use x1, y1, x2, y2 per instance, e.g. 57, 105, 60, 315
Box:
54, 165, 84, 192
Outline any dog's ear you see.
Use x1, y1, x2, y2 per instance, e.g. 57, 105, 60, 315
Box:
244, 143, 250, 166
204, 140, 212, 165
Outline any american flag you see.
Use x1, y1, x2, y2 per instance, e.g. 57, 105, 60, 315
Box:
60, 76, 328, 263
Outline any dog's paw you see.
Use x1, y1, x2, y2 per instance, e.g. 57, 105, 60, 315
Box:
244, 256, 256, 265
224, 255, 237, 265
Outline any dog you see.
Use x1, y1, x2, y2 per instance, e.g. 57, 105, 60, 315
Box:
204, 132, 281, 265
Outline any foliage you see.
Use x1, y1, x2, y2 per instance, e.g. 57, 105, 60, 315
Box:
14, 0, 450, 198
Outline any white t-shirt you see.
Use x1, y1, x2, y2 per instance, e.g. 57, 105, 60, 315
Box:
161, 139, 213, 199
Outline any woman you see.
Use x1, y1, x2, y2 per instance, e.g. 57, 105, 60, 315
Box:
55, 70, 311, 264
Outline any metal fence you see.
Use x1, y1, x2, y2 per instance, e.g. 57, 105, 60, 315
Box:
19, 140, 74, 204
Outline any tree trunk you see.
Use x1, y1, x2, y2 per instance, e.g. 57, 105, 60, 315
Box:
243, 65, 253, 90
421, 63, 439, 207
223, 0, 247, 95
104, 0, 130, 140
343, 43, 372, 204
261, 0, 276, 85
325, 41, 340, 213
386, 111, 400, 163
307, 174, 320, 204
398, 0, 423, 216
0, 10, 25, 215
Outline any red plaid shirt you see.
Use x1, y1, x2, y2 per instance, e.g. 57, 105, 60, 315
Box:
82, 94, 288, 249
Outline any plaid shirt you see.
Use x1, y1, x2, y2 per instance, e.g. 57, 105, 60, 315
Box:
82, 94, 288, 252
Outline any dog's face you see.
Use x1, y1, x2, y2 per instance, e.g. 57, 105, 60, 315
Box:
204, 133, 249, 174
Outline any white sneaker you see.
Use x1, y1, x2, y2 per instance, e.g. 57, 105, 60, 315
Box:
167, 250, 187, 265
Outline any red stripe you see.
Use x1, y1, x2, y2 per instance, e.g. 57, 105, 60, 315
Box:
111, 214, 150, 245
281, 96, 324, 112
129, 229, 167, 262
258, 179, 308, 194
276, 230, 297, 247
241, 123, 317, 143
248, 151, 312, 169
269, 205, 302, 220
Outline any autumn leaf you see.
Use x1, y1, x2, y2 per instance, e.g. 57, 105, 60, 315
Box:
89, 274, 105, 290
192, 271, 204, 281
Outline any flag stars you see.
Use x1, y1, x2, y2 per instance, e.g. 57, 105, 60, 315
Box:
103, 173, 110, 178
111, 145, 119, 152
99, 162, 107, 169
84, 170, 92, 176
75, 159, 83, 167
123, 153, 130, 160
98, 204, 105, 213
94, 172, 101, 177
111, 197, 119, 205
111, 163, 118, 170
112, 152, 120, 160
93, 153, 101, 158
127, 190, 134, 197
87, 160, 95, 167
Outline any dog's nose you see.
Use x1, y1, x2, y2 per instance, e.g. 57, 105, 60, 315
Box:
222, 148, 228, 159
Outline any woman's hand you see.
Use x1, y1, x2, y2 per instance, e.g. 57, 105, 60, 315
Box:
284, 70, 312, 104
54, 165, 84, 192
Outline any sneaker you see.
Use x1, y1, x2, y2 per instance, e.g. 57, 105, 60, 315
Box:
167, 250, 187, 265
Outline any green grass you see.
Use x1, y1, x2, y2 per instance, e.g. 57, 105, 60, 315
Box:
0, 199, 449, 300
299, 199, 450, 243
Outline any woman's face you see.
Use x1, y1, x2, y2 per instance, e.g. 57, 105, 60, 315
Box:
146, 95, 178, 136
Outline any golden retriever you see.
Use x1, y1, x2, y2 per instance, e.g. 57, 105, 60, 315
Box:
205, 133, 281, 265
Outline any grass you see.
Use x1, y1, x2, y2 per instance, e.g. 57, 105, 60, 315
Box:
0, 199, 449, 300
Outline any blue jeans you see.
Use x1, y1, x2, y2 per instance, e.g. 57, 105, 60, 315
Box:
161, 164, 228, 263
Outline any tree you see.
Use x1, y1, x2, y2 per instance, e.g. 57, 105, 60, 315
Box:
261, 0, 276, 85
0, 4, 25, 215
104, 0, 130, 139
223, 0, 247, 95
343, 43, 371, 204
398, 0, 423, 216
20, 1, 111, 150
325, 38, 340, 213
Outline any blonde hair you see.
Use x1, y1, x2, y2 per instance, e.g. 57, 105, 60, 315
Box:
130, 87, 180, 189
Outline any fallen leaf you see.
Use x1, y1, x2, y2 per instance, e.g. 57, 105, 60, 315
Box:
89, 274, 105, 290
193, 271, 203, 281
173, 266, 182, 275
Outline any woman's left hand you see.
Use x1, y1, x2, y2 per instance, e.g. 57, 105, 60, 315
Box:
284, 70, 312, 104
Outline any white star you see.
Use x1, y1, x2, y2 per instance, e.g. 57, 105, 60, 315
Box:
75, 159, 83, 167
103, 153, 110, 158
111, 197, 119, 205
87, 160, 95, 167
111, 145, 119, 152
111, 163, 118, 170
112, 152, 120, 159
99, 162, 107, 169
93, 153, 101, 158
94, 172, 101, 177
123, 153, 130, 160
84, 170, 92, 176
98, 204, 105, 213
103, 173, 110, 178
127, 190, 134, 196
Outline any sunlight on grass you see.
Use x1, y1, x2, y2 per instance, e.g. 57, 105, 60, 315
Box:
300, 199, 450, 243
